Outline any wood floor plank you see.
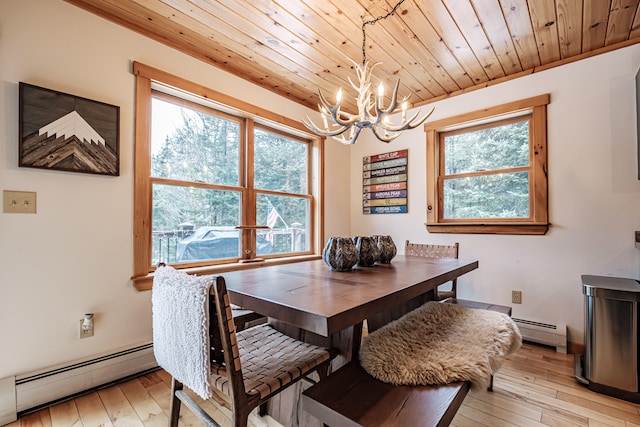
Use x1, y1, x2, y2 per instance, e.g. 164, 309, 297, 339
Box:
451, 413, 490, 427
497, 366, 538, 384
18, 409, 52, 427
182, 387, 231, 427
539, 412, 586, 427
492, 388, 589, 426
503, 356, 568, 379
496, 373, 559, 398
154, 370, 172, 387
500, 382, 627, 427
556, 391, 640, 424
48, 400, 81, 427
97, 385, 145, 427
462, 394, 546, 426
457, 403, 520, 426
142, 381, 171, 415
135, 371, 164, 389
535, 377, 640, 415
468, 387, 543, 421
13, 343, 640, 427
75, 392, 114, 427
118, 378, 167, 427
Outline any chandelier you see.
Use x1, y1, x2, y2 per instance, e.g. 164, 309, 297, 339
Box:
303, 0, 434, 145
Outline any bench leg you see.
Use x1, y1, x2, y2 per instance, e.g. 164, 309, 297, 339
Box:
488, 374, 494, 392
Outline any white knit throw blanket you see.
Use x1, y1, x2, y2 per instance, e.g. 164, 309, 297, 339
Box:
152, 266, 213, 399
359, 301, 522, 389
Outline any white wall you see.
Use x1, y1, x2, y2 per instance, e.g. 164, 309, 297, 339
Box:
349, 45, 640, 344
0, 0, 349, 379
2, 1, 639, 384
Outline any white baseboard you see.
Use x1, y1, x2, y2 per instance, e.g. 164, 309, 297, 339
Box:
0, 376, 16, 426
0, 342, 156, 426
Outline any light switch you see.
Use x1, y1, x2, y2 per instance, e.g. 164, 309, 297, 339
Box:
3, 190, 36, 214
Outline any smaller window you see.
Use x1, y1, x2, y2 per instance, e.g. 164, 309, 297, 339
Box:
424, 95, 549, 235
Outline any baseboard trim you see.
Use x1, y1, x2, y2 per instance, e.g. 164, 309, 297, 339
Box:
1, 342, 157, 425
0, 376, 17, 426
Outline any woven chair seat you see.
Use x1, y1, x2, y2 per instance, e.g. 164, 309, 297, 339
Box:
211, 323, 333, 399
153, 266, 335, 427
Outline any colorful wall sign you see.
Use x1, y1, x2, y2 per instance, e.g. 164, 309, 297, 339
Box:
363, 150, 408, 214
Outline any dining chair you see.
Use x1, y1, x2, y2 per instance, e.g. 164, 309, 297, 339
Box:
404, 240, 460, 301
152, 265, 337, 427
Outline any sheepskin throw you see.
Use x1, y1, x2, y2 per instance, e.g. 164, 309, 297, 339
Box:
359, 301, 522, 389
152, 265, 214, 399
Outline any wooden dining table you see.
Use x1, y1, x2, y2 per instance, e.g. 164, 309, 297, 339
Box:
221, 254, 479, 426
224, 255, 478, 337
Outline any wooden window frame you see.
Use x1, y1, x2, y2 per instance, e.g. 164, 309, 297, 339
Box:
131, 62, 324, 290
424, 95, 550, 235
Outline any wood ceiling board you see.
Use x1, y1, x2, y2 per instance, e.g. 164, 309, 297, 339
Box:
500, 0, 542, 69
529, 0, 563, 64
471, 0, 524, 74
417, 0, 492, 85
556, 0, 584, 58
62, 0, 640, 110
605, 0, 640, 45
582, 0, 612, 50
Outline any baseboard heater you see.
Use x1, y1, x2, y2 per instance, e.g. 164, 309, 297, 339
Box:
0, 342, 157, 426
512, 318, 567, 353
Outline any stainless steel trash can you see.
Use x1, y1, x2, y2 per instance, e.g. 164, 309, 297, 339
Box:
575, 275, 640, 403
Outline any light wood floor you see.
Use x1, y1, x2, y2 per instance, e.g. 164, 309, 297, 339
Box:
7, 343, 640, 427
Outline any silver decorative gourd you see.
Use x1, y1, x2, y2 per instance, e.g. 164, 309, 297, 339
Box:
353, 236, 379, 267
374, 235, 397, 264
322, 237, 359, 271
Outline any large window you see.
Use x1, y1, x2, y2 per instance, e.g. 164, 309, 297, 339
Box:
132, 63, 323, 290
424, 95, 549, 235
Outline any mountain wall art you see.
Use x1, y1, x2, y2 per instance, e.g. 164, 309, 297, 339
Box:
19, 82, 120, 176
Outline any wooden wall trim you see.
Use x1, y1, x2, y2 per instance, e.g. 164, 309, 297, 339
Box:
132, 62, 311, 135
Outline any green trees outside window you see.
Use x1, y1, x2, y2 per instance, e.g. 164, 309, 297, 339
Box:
149, 95, 311, 265
425, 95, 549, 235
442, 118, 530, 219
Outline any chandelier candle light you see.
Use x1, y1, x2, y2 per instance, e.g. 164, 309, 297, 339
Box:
304, 0, 434, 145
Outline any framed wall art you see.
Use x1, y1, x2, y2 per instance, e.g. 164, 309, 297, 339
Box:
363, 149, 408, 214
19, 82, 120, 176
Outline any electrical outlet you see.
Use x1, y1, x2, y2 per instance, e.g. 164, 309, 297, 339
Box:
512, 290, 522, 304
79, 319, 94, 338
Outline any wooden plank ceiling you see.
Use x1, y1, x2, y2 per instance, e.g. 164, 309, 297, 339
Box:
64, 0, 640, 113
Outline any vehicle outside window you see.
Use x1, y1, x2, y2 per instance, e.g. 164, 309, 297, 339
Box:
175, 226, 273, 262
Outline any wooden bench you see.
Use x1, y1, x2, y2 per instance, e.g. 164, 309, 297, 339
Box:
302, 299, 513, 426
447, 298, 512, 392
302, 361, 470, 427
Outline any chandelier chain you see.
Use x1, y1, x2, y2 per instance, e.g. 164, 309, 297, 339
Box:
361, 0, 408, 66
303, 0, 434, 145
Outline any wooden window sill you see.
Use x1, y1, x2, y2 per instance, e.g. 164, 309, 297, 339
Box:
425, 223, 550, 235
131, 254, 322, 291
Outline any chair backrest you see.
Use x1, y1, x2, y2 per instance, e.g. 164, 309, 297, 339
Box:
404, 241, 459, 259
404, 241, 460, 301
152, 265, 248, 405
154, 266, 338, 427
209, 275, 249, 408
